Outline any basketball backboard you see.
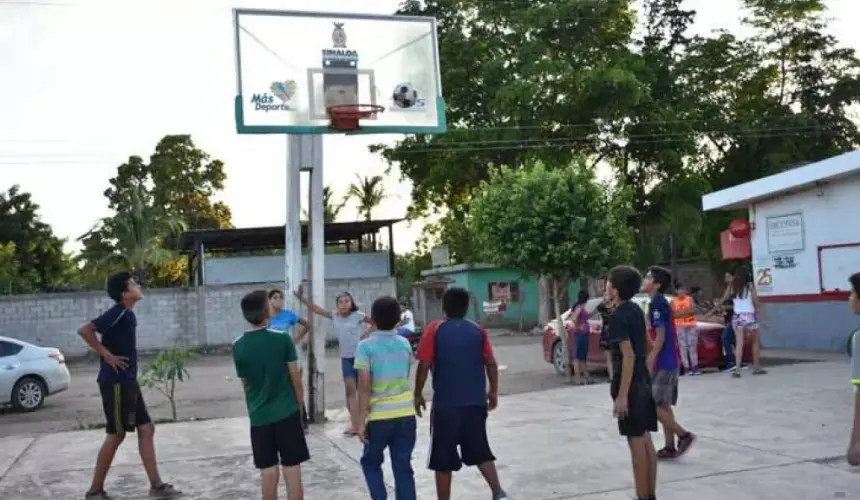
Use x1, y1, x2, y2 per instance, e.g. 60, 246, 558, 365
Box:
233, 9, 446, 135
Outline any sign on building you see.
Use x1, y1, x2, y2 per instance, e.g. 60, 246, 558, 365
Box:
766, 212, 804, 254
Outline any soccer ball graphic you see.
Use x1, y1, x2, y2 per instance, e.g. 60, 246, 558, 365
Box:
392, 83, 419, 109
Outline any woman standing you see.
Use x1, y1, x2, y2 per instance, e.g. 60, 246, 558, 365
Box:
294, 286, 372, 435
731, 266, 767, 378
570, 290, 593, 385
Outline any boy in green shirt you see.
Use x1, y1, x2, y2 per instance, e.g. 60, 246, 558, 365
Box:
233, 290, 309, 500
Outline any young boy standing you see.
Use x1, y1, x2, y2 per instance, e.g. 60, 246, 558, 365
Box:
233, 290, 309, 500
77, 271, 181, 500
353, 296, 417, 500
414, 287, 508, 500
643, 266, 696, 461
847, 272, 860, 466
606, 266, 658, 500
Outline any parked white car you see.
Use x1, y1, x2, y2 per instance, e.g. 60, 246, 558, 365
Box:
0, 335, 71, 411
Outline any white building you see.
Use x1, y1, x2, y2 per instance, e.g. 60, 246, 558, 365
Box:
702, 150, 860, 351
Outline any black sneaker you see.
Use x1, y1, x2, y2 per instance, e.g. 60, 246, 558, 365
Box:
84, 490, 113, 500
656, 447, 677, 460
149, 483, 182, 498
676, 433, 697, 458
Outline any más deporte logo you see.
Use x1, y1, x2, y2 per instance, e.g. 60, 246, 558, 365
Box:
249, 80, 297, 112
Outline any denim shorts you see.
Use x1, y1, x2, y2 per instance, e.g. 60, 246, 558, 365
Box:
341, 357, 358, 380
572, 333, 589, 361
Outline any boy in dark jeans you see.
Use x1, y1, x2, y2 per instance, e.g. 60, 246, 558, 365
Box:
354, 296, 417, 500
233, 290, 309, 500
847, 272, 860, 466
606, 266, 658, 500
643, 266, 696, 461
77, 271, 181, 500
414, 287, 508, 500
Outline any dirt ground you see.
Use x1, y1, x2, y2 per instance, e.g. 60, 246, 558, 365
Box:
0, 336, 572, 437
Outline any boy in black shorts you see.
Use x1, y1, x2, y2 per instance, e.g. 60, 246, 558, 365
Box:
414, 287, 508, 500
77, 271, 181, 499
606, 266, 659, 500
233, 290, 309, 500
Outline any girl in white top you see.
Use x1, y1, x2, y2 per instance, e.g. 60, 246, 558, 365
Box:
295, 286, 372, 436
731, 265, 767, 377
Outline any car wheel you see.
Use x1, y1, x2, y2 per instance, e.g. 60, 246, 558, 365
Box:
552, 340, 569, 376
11, 376, 46, 412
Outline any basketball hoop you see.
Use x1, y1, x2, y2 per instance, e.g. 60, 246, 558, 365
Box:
327, 104, 385, 131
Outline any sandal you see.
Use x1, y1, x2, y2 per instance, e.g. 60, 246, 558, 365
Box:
752, 367, 768, 375
343, 427, 358, 436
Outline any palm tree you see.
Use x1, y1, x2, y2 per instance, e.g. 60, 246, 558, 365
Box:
84, 184, 186, 285
302, 185, 347, 223
346, 174, 386, 221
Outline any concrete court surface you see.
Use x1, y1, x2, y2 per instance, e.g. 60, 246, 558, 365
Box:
0, 336, 561, 438
1, 361, 859, 500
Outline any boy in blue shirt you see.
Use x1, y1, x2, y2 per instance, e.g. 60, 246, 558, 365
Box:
643, 266, 696, 461
414, 287, 508, 500
77, 271, 181, 499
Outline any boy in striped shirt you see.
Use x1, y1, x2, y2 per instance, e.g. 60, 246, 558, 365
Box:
354, 296, 417, 500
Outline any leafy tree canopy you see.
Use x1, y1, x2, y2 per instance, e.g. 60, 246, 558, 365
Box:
78, 135, 231, 287
0, 185, 74, 293
470, 158, 634, 280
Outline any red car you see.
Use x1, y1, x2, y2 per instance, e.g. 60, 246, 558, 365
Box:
542, 295, 753, 375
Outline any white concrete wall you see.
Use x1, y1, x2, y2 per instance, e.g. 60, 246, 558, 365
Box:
203, 252, 391, 285
750, 174, 860, 297
0, 277, 396, 357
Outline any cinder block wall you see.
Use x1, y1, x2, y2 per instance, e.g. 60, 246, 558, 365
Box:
0, 277, 396, 357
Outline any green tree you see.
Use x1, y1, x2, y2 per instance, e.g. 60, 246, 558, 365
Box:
302, 185, 347, 223
80, 135, 232, 287
681, 0, 860, 259
394, 251, 432, 300
346, 174, 386, 221
104, 135, 232, 230
470, 159, 633, 374
139, 348, 193, 421
82, 184, 187, 286
0, 242, 22, 294
371, 0, 641, 254
0, 185, 74, 293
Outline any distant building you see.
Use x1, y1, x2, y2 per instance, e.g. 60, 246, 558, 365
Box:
702, 150, 860, 351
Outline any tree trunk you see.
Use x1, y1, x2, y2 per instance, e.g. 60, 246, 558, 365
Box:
553, 278, 571, 382
538, 276, 552, 325
168, 379, 177, 421
517, 284, 525, 333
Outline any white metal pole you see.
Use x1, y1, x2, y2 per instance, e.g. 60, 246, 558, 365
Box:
308, 134, 326, 423
285, 136, 303, 310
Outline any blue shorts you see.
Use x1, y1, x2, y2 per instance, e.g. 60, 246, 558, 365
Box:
573, 333, 589, 361
397, 327, 415, 337
341, 357, 357, 380
428, 405, 494, 472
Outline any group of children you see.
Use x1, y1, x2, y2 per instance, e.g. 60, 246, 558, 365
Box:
75, 266, 860, 500
234, 286, 508, 500
599, 264, 698, 500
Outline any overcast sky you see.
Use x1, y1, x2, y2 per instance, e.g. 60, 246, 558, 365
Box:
1, 0, 857, 254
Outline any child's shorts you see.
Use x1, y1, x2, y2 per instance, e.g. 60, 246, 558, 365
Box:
611, 375, 658, 438
427, 405, 495, 472
732, 312, 758, 330
572, 333, 590, 361
341, 357, 358, 380
250, 411, 310, 469
651, 369, 679, 407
